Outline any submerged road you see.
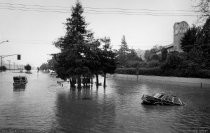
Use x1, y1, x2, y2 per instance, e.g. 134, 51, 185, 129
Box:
0, 71, 210, 133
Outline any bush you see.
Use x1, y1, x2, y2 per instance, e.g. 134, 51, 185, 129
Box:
24, 64, 31, 71
197, 69, 210, 78
161, 51, 182, 70
115, 67, 162, 76
147, 60, 160, 68
138, 67, 162, 75
0, 66, 7, 71
125, 60, 140, 68
138, 62, 147, 67
115, 67, 210, 78
115, 68, 137, 75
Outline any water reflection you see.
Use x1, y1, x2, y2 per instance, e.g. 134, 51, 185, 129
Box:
13, 85, 26, 92
55, 88, 116, 133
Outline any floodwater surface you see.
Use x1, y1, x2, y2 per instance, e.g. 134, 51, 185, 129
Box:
0, 71, 210, 133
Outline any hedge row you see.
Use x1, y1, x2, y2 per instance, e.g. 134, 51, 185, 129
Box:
115, 67, 210, 78
115, 67, 162, 76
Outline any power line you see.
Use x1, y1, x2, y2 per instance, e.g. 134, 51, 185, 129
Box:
85, 6, 196, 13
0, 7, 69, 13
0, 2, 199, 16
0, 2, 197, 12
0, 3, 197, 12
0, 7, 198, 16
85, 11, 198, 16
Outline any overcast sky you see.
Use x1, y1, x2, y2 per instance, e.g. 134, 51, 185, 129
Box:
0, 0, 199, 67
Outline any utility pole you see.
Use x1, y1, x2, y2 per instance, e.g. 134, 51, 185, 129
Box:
0, 54, 21, 70
0, 56, 2, 69
13, 62, 15, 71
0, 40, 9, 45
0, 40, 9, 71
7, 60, 11, 70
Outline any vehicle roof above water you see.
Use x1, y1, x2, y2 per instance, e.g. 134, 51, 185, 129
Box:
13, 76, 27, 80
153, 93, 178, 98
153, 93, 165, 98
153, 93, 183, 104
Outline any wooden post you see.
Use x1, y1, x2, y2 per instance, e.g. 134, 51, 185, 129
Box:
103, 73, 106, 88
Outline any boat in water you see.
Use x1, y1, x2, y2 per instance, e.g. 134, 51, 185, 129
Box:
13, 76, 28, 87
141, 93, 184, 106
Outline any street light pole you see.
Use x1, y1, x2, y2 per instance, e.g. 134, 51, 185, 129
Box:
0, 54, 21, 71
13, 62, 15, 71
0, 56, 2, 69
0, 40, 9, 71
0, 40, 9, 45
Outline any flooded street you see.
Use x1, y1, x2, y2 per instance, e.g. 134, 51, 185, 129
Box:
0, 71, 210, 133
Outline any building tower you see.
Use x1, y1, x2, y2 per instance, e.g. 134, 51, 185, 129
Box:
173, 21, 189, 52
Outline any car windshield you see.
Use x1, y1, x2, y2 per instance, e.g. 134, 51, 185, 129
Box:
153, 93, 164, 99
13, 77, 26, 81
162, 95, 173, 102
173, 97, 182, 104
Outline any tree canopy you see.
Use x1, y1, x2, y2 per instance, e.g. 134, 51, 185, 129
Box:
54, 2, 93, 80
180, 26, 201, 53
52, 2, 116, 87
180, 17, 210, 69
24, 64, 31, 72
117, 35, 142, 67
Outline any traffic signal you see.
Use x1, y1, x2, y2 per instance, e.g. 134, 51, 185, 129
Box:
17, 55, 21, 60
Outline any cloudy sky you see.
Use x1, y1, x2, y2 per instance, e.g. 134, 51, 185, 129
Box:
0, 0, 199, 67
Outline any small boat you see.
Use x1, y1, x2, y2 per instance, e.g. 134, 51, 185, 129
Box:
13, 76, 28, 87
141, 93, 184, 106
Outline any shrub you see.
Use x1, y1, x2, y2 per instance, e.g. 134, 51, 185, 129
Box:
125, 60, 140, 68
115, 68, 137, 75
115, 67, 210, 78
24, 64, 31, 71
0, 66, 7, 71
138, 62, 147, 67
147, 60, 160, 68
161, 51, 182, 70
115, 67, 162, 76
197, 69, 210, 78
138, 67, 162, 75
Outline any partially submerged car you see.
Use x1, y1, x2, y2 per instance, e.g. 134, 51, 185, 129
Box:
13, 76, 27, 87
141, 93, 184, 106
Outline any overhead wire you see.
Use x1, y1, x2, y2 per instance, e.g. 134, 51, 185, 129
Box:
0, 2, 199, 16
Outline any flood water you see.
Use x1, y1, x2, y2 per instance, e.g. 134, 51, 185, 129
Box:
0, 71, 210, 133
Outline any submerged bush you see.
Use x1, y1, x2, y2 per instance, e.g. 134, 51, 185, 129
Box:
0, 66, 7, 71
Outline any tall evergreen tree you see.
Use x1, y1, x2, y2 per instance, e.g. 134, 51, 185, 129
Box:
120, 35, 129, 52
99, 37, 116, 87
199, 17, 210, 68
117, 35, 129, 67
54, 2, 93, 88
181, 26, 201, 53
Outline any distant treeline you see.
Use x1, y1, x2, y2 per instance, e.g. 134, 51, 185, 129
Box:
115, 67, 210, 78
115, 17, 210, 79
40, 2, 210, 80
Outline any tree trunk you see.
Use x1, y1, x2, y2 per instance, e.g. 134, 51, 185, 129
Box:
103, 73, 106, 88
77, 75, 81, 89
91, 77, 93, 85
70, 77, 76, 88
96, 74, 99, 87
